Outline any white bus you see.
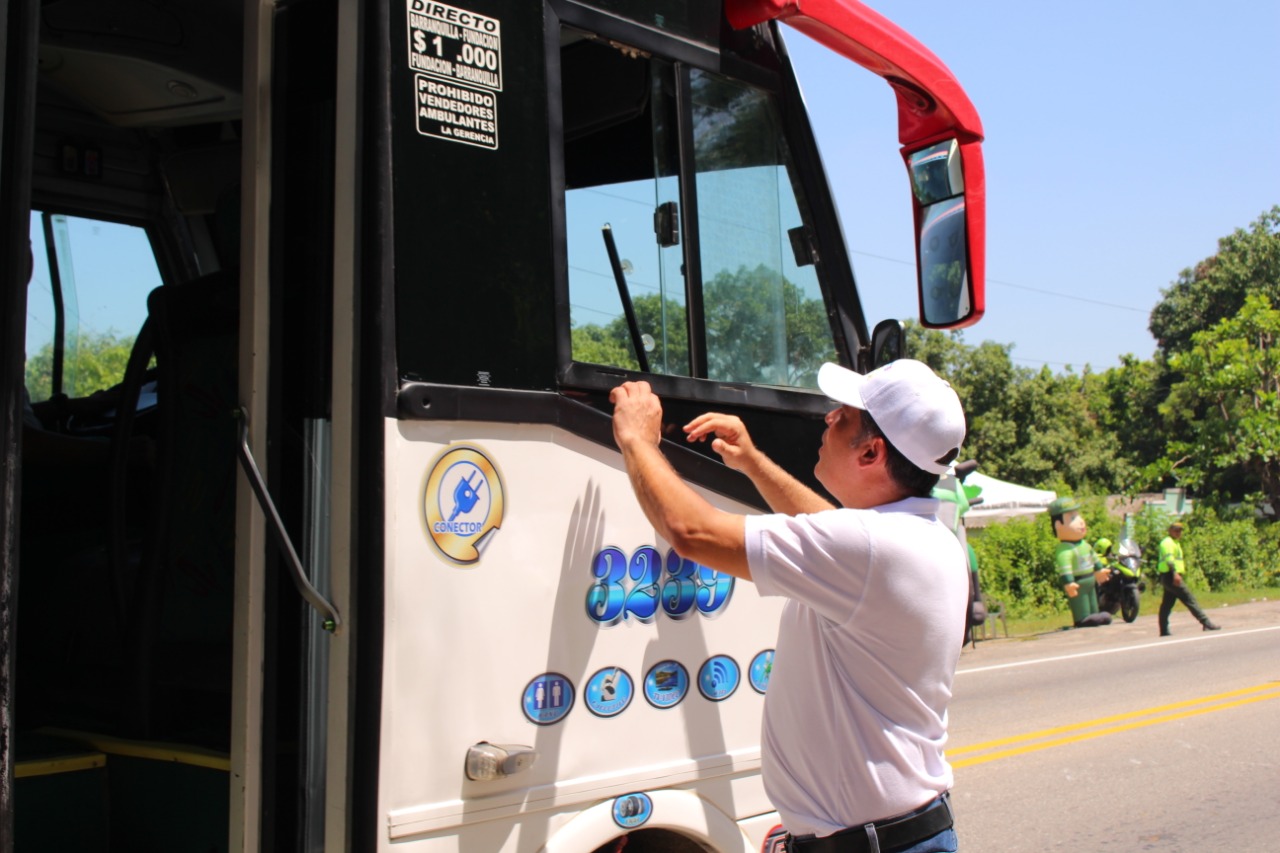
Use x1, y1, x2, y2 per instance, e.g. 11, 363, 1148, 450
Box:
0, 1, 985, 850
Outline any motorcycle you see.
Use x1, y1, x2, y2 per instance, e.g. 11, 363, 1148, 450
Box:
1096, 538, 1145, 623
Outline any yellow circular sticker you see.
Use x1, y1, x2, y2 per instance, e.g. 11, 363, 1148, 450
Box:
423, 445, 505, 564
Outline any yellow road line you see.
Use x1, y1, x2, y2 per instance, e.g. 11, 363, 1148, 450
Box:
950, 683, 1280, 769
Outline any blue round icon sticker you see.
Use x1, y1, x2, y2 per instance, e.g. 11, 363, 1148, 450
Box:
697, 655, 740, 701
643, 660, 689, 709
749, 649, 775, 694
521, 673, 574, 725
612, 792, 653, 829
585, 667, 634, 718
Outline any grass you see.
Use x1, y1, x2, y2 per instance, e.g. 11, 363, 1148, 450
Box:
995, 585, 1277, 638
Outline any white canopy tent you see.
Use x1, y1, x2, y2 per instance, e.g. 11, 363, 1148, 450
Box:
962, 472, 1057, 526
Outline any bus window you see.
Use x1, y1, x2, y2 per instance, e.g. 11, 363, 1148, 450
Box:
561, 31, 836, 388
563, 36, 689, 376
25, 212, 160, 403
689, 68, 834, 389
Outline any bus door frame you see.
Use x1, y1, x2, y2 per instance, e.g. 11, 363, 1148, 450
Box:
0, 0, 40, 847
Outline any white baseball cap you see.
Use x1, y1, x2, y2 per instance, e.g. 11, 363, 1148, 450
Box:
817, 359, 966, 475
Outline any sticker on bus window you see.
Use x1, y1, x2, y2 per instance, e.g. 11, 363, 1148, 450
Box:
407, 1, 502, 150
414, 75, 498, 150
423, 444, 505, 563
406, 1, 503, 92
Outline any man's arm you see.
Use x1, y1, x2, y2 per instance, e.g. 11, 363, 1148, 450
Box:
684, 412, 834, 516
611, 383, 752, 580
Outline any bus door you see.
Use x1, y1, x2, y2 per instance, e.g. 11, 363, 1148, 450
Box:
370, 2, 862, 851
0, 0, 353, 850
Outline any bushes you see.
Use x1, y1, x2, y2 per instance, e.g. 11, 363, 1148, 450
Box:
1177, 508, 1275, 589
967, 501, 1279, 619
968, 515, 1063, 619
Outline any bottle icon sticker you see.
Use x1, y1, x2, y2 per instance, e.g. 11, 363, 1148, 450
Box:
749, 649, 775, 694
585, 667, 634, 718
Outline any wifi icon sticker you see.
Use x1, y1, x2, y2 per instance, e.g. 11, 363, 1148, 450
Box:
697, 655, 740, 702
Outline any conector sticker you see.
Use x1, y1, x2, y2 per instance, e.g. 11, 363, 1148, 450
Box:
423, 444, 505, 564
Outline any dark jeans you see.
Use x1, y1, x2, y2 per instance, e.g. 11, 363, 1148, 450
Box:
1158, 574, 1209, 632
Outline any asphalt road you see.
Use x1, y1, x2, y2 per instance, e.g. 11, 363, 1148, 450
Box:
948, 598, 1280, 851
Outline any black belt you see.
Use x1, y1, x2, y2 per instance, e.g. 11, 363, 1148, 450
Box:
787, 793, 954, 853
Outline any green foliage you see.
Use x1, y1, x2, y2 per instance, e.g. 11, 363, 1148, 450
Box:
572, 265, 834, 386
904, 323, 1134, 494
1174, 507, 1274, 590
703, 265, 835, 386
969, 516, 1065, 619
571, 323, 644, 372
1149, 205, 1280, 356
1087, 355, 1167, 484
1162, 293, 1280, 509
24, 330, 136, 400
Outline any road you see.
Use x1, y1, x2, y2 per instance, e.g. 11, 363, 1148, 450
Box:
948, 598, 1280, 851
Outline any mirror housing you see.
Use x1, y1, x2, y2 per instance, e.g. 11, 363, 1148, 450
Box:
864, 318, 905, 372
907, 139, 983, 328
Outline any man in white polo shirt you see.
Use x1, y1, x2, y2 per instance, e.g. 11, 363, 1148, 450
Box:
610, 359, 969, 853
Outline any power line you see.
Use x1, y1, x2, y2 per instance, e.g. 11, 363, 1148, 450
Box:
851, 250, 1150, 313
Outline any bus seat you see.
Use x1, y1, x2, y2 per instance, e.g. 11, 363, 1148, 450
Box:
124, 271, 240, 741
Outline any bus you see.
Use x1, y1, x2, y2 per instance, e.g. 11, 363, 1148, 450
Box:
0, 1, 985, 851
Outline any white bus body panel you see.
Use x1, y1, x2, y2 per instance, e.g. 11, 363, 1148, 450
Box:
378, 418, 786, 851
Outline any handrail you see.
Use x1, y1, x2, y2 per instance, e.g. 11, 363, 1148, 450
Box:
234, 407, 340, 632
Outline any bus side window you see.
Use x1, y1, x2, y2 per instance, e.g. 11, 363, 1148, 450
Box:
560, 37, 836, 388
687, 69, 834, 389
26, 212, 161, 406
562, 34, 690, 376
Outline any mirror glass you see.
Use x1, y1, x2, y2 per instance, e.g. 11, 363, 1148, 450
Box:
918, 196, 970, 325
908, 139, 963, 206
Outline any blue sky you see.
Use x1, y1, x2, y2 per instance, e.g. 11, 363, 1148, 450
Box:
784, 0, 1280, 371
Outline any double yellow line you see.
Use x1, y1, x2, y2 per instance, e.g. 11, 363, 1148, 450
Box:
949, 682, 1280, 769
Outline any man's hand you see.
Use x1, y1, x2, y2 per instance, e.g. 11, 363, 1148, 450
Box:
684, 412, 759, 473
1172, 572, 1184, 587
1065, 582, 1080, 598
610, 381, 664, 450
1095, 568, 1111, 584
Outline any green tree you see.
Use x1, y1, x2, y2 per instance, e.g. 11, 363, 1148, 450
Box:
571, 323, 639, 371
1149, 205, 1280, 356
24, 330, 136, 401
1162, 293, 1280, 509
572, 293, 689, 375
1086, 354, 1166, 488
703, 265, 834, 386
901, 322, 1134, 493
994, 366, 1133, 494
572, 266, 834, 387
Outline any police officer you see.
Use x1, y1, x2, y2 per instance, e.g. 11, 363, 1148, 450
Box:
1157, 522, 1221, 636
